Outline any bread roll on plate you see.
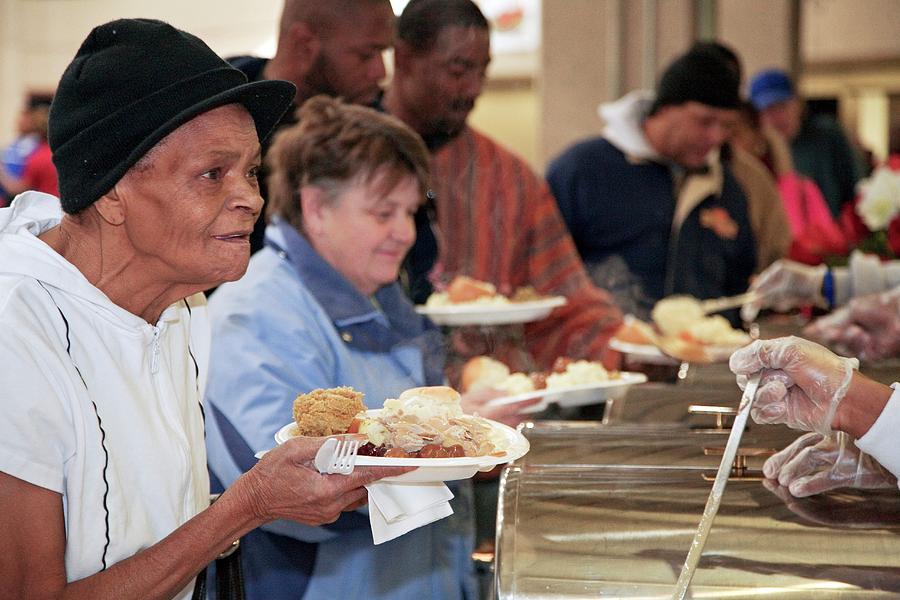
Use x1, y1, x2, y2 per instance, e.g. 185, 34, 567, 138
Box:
461, 356, 511, 392
447, 275, 497, 303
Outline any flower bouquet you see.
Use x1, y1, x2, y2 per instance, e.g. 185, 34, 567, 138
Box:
838, 158, 900, 262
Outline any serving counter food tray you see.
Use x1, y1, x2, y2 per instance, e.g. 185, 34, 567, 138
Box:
513, 420, 793, 472
495, 463, 900, 599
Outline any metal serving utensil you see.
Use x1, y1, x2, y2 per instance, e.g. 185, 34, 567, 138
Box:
672, 371, 762, 600
699, 291, 760, 315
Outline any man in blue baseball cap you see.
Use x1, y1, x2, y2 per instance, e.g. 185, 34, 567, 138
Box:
750, 68, 862, 217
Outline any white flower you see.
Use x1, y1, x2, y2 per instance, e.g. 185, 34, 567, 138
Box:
856, 166, 900, 231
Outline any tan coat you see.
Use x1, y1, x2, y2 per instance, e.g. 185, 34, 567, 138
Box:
728, 147, 792, 272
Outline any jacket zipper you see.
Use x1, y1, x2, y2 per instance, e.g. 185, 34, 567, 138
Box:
151, 326, 161, 374
149, 322, 196, 518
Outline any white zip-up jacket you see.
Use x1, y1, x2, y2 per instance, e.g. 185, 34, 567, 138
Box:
0, 192, 210, 599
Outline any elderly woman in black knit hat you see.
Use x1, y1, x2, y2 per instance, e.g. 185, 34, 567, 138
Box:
0, 19, 408, 600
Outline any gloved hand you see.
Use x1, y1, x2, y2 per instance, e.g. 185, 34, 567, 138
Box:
804, 288, 900, 362
763, 431, 897, 497
741, 260, 827, 322
729, 336, 858, 434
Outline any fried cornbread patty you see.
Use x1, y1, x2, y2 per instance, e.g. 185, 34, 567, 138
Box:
292, 386, 366, 437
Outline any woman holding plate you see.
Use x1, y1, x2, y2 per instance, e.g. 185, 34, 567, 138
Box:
204, 95, 531, 600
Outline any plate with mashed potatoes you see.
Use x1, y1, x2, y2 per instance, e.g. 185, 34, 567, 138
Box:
461, 355, 647, 412
416, 276, 566, 326
610, 296, 753, 364
275, 385, 530, 482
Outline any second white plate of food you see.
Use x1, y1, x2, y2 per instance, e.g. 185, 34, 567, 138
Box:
608, 337, 680, 364
415, 296, 567, 326
485, 371, 648, 413
274, 413, 530, 482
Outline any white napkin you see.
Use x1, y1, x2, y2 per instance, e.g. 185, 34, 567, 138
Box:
365, 481, 455, 544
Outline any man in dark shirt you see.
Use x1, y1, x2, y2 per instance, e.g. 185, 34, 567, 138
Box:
547, 47, 757, 320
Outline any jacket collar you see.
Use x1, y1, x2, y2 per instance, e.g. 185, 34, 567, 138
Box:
599, 91, 725, 230
672, 157, 724, 231
599, 90, 665, 162
264, 219, 445, 384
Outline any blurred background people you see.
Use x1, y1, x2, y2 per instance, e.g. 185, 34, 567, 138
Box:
383, 0, 622, 374
229, 0, 396, 254
730, 336, 898, 497
547, 45, 756, 321
204, 95, 530, 600
730, 100, 848, 265
692, 41, 791, 273
0, 92, 57, 203
750, 68, 863, 219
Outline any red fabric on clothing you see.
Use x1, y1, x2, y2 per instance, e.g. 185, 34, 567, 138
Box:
839, 199, 870, 248
778, 172, 847, 264
430, 126, 623, 373
21, 142, 59, 197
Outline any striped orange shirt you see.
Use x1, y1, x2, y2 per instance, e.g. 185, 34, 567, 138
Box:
430, 126, 623, 374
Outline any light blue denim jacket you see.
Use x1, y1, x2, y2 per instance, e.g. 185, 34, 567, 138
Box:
205, 219, 476, 600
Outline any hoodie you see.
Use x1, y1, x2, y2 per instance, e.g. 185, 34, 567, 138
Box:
0, 192, 209, 599
547, 91, 756, 315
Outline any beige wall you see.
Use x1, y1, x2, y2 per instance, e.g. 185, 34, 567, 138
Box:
0, 0, 282, 142
718, 0, 796, 83
540, 0, 610, 168
803, 0, 900, 63
540, 0, 695, 168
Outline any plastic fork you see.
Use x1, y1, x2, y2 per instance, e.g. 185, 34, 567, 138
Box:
314, 437, 361, 475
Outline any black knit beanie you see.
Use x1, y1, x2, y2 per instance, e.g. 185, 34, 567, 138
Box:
49, 18, 296, 214
652, 46, 741, 114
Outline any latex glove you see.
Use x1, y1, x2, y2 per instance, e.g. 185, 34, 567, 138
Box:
729, 336, 858, 434
741, 260, 827, 322
804, 288, 900, 362
763, 431, 897, 497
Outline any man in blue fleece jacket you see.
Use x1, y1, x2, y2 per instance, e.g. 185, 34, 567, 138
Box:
547, 47, 757, 321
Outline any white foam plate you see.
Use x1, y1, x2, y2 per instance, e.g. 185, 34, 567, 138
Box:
485, 371, 649, 414
608, 337, 679, 364
274, 410, 530, 482
415, 296, 567, 326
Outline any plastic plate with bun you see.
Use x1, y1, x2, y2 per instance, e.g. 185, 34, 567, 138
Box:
274, 409, 530, 482
414, 296, 566, 326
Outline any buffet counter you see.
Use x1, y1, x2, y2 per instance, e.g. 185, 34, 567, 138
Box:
493, 316, 900, 598
496, 463, 900, 598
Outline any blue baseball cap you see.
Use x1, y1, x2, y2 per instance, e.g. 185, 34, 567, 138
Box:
749, 69, 795, 110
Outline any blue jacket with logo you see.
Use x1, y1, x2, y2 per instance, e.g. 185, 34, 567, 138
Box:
546, 91, 757, 319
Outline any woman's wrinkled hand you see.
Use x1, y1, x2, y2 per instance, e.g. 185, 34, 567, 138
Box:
235, 436, 414, 526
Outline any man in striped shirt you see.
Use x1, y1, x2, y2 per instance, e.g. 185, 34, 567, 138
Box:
383, 0, 623, 375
